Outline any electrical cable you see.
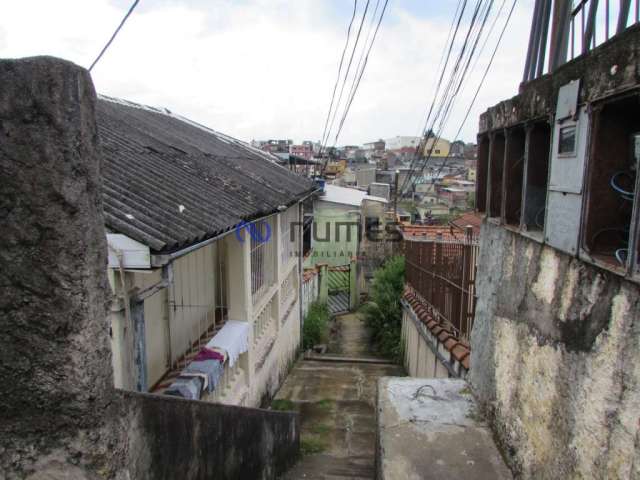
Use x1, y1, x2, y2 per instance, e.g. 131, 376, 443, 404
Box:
405, 0, 517, 196
401, 0, 469, 191
332, 0, 390, 148
89, 0, 141, 72
400, 0, 490, 195
319, 0, 359, 154
322, 0, 372, 160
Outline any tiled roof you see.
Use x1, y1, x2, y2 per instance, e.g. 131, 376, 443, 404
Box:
400, 225, 464, 241
450, 211, 482, 235
97, 96, 316, 253
403, 287, 470, 370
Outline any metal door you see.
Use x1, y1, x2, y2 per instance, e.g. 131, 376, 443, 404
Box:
327, 265, 350, 315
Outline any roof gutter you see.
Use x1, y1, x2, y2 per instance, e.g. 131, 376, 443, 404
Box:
151, 185, 322, 266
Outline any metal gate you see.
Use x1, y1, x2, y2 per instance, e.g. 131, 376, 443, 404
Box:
327, 265, 350, 315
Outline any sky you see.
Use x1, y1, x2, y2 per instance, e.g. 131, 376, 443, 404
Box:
0, 0, 534, 145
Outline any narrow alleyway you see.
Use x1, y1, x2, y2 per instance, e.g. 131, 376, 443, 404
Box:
274, 313, 404, 479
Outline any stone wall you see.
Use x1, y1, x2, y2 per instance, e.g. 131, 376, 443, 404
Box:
0, 56, 127, 479
471, 222, 640, 478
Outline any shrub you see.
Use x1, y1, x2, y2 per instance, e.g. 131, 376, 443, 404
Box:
302, 302, 330, 350
362, 256, 405, 361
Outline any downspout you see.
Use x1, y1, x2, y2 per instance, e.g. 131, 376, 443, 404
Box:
108, 245, 140, 391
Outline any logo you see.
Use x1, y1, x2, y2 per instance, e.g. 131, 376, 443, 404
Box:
235, 220, 272, 244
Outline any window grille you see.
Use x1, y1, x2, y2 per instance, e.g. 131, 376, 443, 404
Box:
250, 217, 276, 303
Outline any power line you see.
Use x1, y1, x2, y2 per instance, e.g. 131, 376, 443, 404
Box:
321, 0, 386, 175
322, 0, 372, 157
426, 0, 518, 186
400, 0, 485, 195
402, 0, 495, 195
89, 0, 141, 72
319, 0, 359, 151
403, 0, 468, 190
399, 0, 488, 195
412, 0, 508, 190
331, 0, 390, 148
338, 0, 383, 133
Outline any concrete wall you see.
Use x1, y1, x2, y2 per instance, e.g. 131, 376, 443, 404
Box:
401, 310, 450, 379
400, 299, 470, 380
122, 390, 299, 480
471, 222, 640, 479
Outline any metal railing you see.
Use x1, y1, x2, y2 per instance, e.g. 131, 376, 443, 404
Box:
570, 0, 639, 59
404, 229, 479, 341
524, 0, 640, 82
251, 217, 276, 304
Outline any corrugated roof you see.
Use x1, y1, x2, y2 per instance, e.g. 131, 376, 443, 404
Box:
97, 96, 315, 253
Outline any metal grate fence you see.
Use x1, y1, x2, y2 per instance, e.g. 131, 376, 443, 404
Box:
404, 229, 479, 341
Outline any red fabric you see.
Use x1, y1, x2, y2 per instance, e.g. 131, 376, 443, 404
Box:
194, 348, 225, 362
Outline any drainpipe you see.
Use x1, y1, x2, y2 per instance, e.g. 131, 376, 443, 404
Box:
162, 262, 174, 369
108, 245, 137, 390
131, 299, 147, 392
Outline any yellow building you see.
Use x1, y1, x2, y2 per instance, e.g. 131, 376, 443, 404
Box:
423, 137, 451, 157
325, 160, 346, 176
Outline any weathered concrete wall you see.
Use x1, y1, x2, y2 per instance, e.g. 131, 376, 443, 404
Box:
471, 222, 640, 479
0, 56, 126, 478
401, 306, 465, 379
122, 391, 299, 480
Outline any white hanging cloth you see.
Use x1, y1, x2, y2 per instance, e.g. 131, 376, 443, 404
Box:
206, 320, 250, 368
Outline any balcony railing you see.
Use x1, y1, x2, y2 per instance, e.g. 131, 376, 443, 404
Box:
404, 230, 479, 341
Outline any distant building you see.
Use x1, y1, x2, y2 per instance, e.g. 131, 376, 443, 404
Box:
290, 143, 313, 160
450, 140, 466, 157
251, 139, 293, 154
463, 143, 477, 160
369, 182, 391, 201
363, 139, 385, 162
308, 184, 387, 268
356, 167, 376, 188
385, 136, 421, 151
422, 137, 451, 158
467, 166, 476, 182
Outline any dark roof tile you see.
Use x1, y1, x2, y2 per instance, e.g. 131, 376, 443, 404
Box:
97, 96, 316, 253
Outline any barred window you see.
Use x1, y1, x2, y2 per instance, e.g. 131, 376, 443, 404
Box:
250, 217, 276, 303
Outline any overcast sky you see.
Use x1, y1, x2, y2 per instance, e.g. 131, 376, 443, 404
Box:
0, 0, 533, 145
